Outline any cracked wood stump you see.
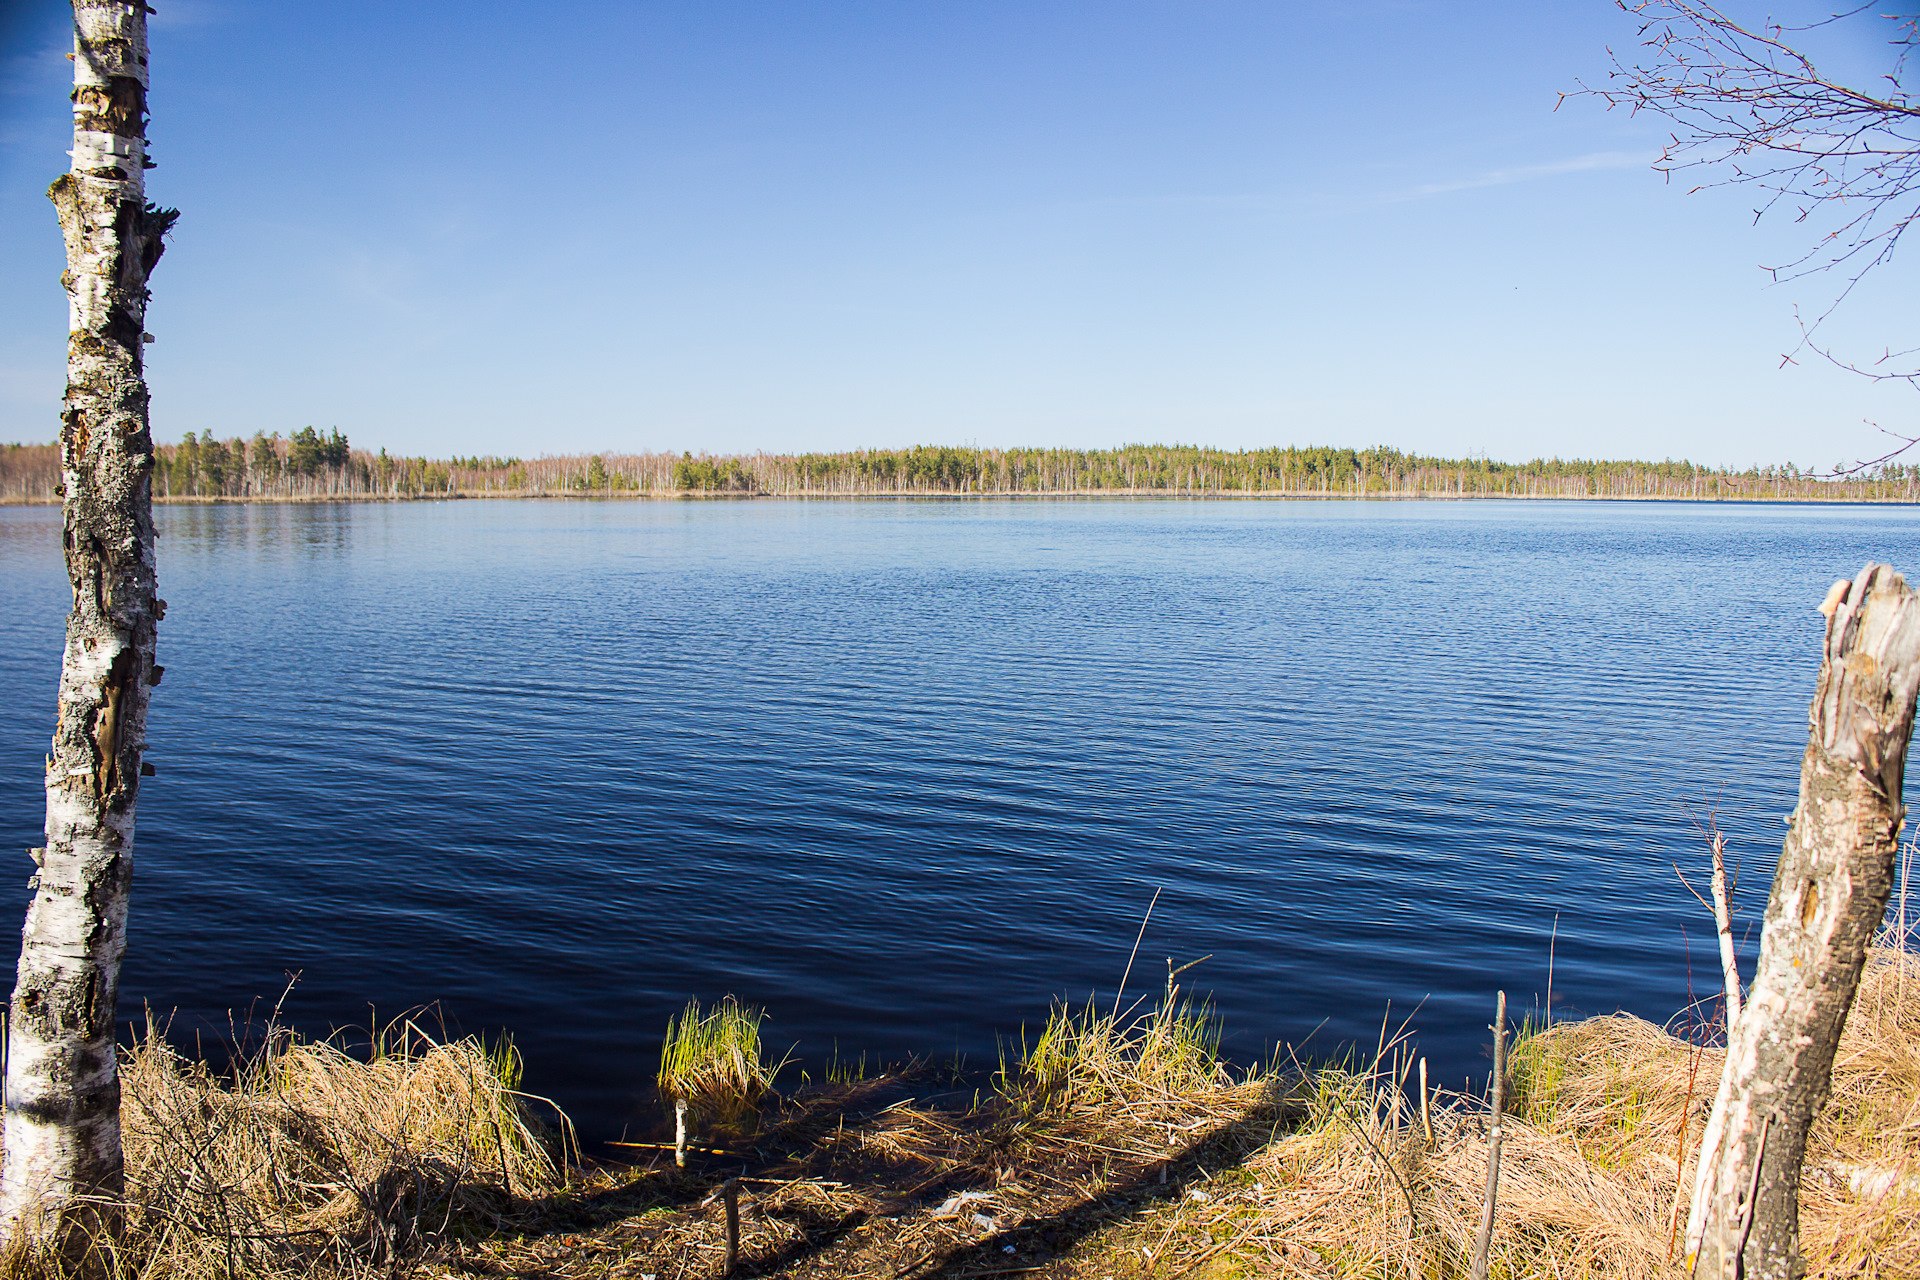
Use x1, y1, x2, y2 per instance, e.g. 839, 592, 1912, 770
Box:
0, 0, 176, 1249
1685, 563, 1920, 1280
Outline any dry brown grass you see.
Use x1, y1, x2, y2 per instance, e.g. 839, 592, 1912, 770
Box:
0, 949, 1912, 1279
1001, 993, 1229, 1112
0, 1017, 569, 1280
997, 954, 1233, 1118
1090, 948, 1920, 1279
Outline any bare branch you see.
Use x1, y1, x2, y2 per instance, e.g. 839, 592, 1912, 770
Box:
1819, 422, 1920, 478
1579, 2, 1920, 384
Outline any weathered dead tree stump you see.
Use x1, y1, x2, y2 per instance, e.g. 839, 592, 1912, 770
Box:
1686, 563, 1920, 1280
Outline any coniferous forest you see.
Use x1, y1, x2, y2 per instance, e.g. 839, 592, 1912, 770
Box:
1, 435, 1914, 503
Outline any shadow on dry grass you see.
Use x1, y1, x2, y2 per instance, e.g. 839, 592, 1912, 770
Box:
1, 948, 1916, 1278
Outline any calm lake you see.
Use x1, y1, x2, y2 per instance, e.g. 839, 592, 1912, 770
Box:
0, 498, 1914, 1139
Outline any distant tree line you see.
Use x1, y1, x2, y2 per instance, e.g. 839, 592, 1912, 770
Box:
0, 431, 486, 501
0, 444, 57, 502
1, 438, 1917, 502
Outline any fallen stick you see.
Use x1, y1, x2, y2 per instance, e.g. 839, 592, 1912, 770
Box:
607, 1140, 736, 1156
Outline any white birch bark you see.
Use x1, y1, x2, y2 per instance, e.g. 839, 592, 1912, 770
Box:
1685, 563, 1920, 1280
0, 0, 175, 1248
1709, 831, 1742, 1029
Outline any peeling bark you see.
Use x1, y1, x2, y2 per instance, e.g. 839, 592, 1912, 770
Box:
0, 0, 174, 1249
1685, 563, 1920, 1280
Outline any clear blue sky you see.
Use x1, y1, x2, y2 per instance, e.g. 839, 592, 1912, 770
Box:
0, 1, 1912, 467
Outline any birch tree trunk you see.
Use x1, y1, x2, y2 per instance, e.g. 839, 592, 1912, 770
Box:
1685, 563, 1920, 1280
0, 0, 175, 1247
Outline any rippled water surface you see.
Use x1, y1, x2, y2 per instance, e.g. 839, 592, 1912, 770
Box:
1, 499, 1915, 1137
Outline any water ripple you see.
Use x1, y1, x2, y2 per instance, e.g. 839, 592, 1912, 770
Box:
0, 498, 1914, 1136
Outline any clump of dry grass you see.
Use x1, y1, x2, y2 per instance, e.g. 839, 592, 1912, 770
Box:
1000, 982, 1227, 1112
0, 1016, 570, 1280
1490, 947, 1919, 1277
658, 996, 786, 1123
1105, 1039, 1688, 1278
1114, 948, 1920, 1279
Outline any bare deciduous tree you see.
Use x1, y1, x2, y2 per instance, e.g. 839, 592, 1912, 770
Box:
1587, 2, 1919, 468
0, 0, 175, 1251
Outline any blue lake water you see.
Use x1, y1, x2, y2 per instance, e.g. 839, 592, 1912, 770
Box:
0, 498, 1915, 1139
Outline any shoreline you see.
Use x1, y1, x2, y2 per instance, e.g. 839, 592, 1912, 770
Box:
1, 488, 1916, 507
97, 947, 1918, 1278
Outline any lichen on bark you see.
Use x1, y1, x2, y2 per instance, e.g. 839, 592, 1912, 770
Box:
0, 0, 176, 1250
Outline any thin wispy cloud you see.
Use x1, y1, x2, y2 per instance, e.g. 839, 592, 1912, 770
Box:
0, 38, 71, 179
148, 1, 232, 31
1049, 152, 1657, 220
1386, 150, 1653, 202
0, 39, 70, 100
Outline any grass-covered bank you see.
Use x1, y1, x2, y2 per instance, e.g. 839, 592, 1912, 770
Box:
3, 948, 1914, 1279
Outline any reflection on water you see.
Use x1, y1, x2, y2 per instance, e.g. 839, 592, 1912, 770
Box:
163, 501, 357, 559
0, 497, 1913, 1138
